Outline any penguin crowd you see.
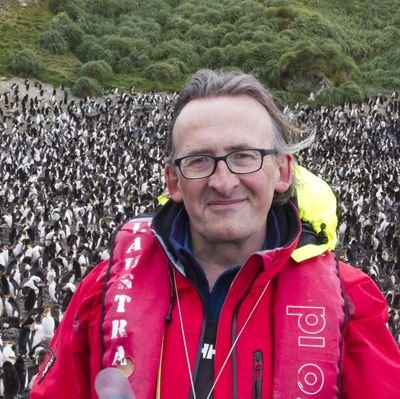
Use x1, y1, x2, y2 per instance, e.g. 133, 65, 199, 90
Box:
0, 79, 399, 397
295, 93, 400, 348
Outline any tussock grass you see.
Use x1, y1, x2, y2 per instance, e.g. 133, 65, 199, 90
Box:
1, 0, 399, 104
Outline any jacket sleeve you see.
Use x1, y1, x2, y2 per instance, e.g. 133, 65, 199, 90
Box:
340, 262, 400, 399
29, 260, 108, 399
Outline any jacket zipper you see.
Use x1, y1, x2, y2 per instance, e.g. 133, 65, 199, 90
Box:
188, 282, 207, 399
253, 350, 263, 399
229, 262, 264, 399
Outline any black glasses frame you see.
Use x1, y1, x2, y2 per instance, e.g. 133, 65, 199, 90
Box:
173, 148, 278, 179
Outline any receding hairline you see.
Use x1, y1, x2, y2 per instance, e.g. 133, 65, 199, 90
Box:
165, 69, 314, 203
169, 93, 282, 160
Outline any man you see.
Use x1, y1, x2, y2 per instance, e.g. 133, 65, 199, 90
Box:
30, 70, 400, 398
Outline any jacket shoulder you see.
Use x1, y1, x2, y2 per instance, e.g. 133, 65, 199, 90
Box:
338, 261, 400, 398
339, 260, 388, 317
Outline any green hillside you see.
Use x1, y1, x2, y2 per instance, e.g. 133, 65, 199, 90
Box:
0, 0, 399, 104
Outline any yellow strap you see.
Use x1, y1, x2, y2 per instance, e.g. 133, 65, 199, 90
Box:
156, 333, 164, 399
157, 191, 170, 205
291, 242, 331, 262
294, 164, 337, 249
291, 164, 338, 262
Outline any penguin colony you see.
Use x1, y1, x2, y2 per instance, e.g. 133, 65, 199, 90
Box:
0, 79, 399, 397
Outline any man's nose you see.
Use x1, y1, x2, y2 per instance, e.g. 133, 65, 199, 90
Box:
207, 159, 240, 191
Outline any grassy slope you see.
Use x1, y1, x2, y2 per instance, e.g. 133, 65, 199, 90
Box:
279, 0, 400, 98
0, 0, 398, 97
0, 0, 81, 85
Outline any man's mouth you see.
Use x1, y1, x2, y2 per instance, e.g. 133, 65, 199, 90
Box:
208, 198, 245, 207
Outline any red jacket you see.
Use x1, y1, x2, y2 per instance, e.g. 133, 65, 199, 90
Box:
30, 202, 400, 398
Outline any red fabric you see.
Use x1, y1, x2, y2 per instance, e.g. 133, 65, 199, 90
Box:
101, 219, 171, 399
272, 253, 345, 398
31, 259, 107, 398
340, 261, 400, 399
30, 233, 400, 399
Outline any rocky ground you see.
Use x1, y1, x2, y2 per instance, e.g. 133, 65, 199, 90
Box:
0, 76, 77, 106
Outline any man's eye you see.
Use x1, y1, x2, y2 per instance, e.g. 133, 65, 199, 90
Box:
186, 156, 211, 167
232, 151, 256, 161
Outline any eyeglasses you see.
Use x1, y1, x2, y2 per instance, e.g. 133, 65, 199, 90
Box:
173, 148, 278, 179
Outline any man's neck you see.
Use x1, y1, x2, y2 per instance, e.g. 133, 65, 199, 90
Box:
191, 235, 265, 290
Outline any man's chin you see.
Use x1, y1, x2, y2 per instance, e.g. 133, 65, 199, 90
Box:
203, 226, 250, 244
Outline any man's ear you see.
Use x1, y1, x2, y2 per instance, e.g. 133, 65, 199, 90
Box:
164, 164, 183, 203
275, 154, 292, 193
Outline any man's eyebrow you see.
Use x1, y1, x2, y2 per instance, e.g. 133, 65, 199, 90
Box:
182, 144, 255, 156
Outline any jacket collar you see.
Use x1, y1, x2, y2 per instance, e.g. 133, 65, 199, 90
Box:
151, 199, 306, 263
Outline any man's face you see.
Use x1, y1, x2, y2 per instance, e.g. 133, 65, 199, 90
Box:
165, 95, 292, 249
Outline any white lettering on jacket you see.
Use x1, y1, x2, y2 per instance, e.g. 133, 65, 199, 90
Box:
286, 306, 326, 347
115, 294, 132, 313
287, 306, 326, 396
111, 319, 128, 339
297, 363, 324, 395
124, 257, 139, 270
117, 274, 134, 289
126, 237, 142, 253
201, 344, 216, 360
132, 223, 142, 233
112, 345, 127, 366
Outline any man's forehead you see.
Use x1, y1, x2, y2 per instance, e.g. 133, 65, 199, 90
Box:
175, 95, 270, 122
172, 95, 275, 147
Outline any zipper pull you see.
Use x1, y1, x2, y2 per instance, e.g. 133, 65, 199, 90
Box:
253, 350, 263, 399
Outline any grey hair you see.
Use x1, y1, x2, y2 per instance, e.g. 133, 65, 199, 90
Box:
166, 69, 315, 203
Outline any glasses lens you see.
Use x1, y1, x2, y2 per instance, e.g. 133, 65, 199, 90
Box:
180, 155, 214, 178
227, 150, 262, 173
